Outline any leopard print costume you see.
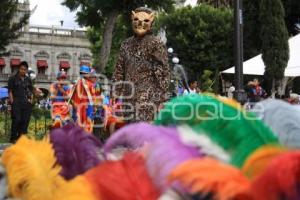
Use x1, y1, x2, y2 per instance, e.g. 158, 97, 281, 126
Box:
112, 33, 170, 122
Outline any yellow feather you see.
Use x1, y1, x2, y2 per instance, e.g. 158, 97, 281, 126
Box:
56, 176, 98, 200
1, 136, 65, 200
216, 95, 243, 111
242, 145, 286, 180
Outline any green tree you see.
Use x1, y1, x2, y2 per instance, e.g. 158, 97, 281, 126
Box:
0, 0, 29, 54
260, 0, 289, 92
201, 70, 214, 93
282, 0, 300, 35
159, 5, 233, 91
87, 16, 129, 77
62, 0, 175, 72
243, 0, 262, 60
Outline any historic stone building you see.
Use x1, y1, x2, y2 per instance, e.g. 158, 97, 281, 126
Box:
0, 1, 92, 91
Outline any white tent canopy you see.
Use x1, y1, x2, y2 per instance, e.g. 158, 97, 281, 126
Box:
222, 34, 300, 77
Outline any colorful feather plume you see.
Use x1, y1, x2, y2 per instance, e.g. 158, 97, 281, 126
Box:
252, 99, 300, 148
240, 151, 300, 200
50, 123, 102, 180
1, 136, 64, 200
103, 123, 201, 191
56, 176, 98, 200
177, 125, 230, 162
241, 145, 286, 180
155, 94, 278, 167
103, 122, 170, 154
84, 152, 160, 200
144, 129, 201, 191
168, 158, 250, 200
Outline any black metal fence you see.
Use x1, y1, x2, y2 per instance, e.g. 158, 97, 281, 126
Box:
0, 105, 51, 143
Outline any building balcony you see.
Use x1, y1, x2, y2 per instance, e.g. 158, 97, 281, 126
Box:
36, 74, 78, 82
0, 74, 10, 82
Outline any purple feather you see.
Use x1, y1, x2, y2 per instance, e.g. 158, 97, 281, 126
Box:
103, 122, 202, 191
145, 129, 201, 192
50, 123, 102, 180
103, 122, 165, 153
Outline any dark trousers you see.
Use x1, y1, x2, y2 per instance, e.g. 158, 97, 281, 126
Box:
10, 101, 32, 143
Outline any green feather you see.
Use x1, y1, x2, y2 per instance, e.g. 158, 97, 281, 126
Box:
155, 94, 279, 167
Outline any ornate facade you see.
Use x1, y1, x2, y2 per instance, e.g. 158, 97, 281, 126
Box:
0, 1, 92, 91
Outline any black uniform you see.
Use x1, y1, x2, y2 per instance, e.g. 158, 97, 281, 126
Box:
8, 73, 33, 143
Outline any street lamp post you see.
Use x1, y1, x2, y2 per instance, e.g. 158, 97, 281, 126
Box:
168, 47, 180, 98
234, 0, 246, 103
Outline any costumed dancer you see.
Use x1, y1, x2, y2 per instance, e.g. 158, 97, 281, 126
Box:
112, 7, 170, 122
50, 71, 71, 128
103, 97, 126, 135
71, 65, 96, 133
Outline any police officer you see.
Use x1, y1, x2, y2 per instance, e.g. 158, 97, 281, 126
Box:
8, 61, 34, 143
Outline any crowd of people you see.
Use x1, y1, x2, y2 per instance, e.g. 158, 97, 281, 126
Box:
6, 61, 126, 143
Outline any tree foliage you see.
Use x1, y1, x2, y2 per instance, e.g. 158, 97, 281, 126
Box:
243, 0, 300, 60
243, 0, 261, 60
158, 5, 234, 80
201, 70, 214, 92
0, 0, 29, 54
282, 0, 300, 35
62, 0, 175, 72
260, 0, 289, 80
87, 16, 129, 77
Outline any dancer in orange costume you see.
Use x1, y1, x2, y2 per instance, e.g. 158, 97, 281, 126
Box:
50, 71, 71, 128
103, 97, 126, 134
71, 65, 96, 133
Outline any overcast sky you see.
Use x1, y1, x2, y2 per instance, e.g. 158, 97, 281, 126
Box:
29, 0, 79, 28
28, 0, 197, 28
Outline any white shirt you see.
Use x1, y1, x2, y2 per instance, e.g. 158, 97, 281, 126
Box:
183, 88, 196, 95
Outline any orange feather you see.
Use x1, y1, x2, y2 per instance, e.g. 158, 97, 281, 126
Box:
168, 158, 250, 200
242, 145, 286, 180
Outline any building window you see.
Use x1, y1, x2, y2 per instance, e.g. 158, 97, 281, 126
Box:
36, 60, 48, 75
0, 58, 5, 74
59, 61, 70, 73
38, 68, 46, 75
10, 58, 21, 75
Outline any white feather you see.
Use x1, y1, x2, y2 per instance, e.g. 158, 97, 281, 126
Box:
158, 189, 188, 200
177, 125, 231, 162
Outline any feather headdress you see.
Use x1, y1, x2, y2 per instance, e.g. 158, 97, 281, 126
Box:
103, 123, 201, 191
50, 123, 102, 180
168, 158, 250, 200
252, 99, 300, 148
155, 94, 278, 167
55, 176, 98, 200
177, 125, 230, 162
240, 151, 300, 200
103, 122, 170, 154
241, 145, 286, 180
1, 136, 64, 200
144, 127, 201, 191
84, 152, 160, 200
